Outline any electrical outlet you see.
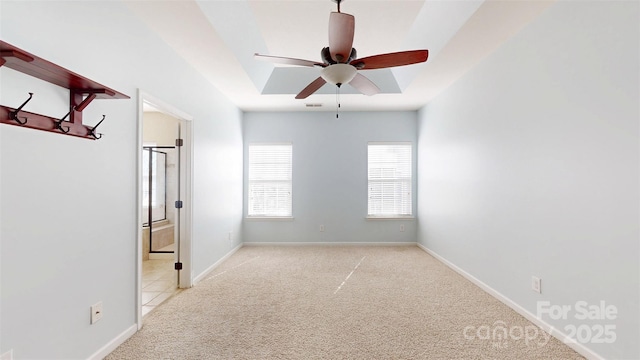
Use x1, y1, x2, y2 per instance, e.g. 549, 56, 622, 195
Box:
400, 224, 405, 232
319, 225, 325, 232
228, 231, 232, 242
91, 301, 103, 324
0, 349, 13, 360
532, 276, 541, 294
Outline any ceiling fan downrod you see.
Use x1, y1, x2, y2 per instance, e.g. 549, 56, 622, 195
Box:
333, 0, 342, 13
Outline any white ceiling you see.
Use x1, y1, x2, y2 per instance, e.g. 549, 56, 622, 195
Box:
127, 0, 555, 112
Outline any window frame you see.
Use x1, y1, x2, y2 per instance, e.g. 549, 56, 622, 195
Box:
247, 142, 293, 219
366, 141, 413, 219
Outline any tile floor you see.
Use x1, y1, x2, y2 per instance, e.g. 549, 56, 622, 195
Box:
142, 258, 180, 317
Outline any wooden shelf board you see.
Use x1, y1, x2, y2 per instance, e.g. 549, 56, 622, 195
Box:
0, 40, 128, 99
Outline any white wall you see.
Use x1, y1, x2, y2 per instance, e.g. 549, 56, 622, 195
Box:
0, 1, 243, 358
243, 111, 417, 244
417, 1, 638, 359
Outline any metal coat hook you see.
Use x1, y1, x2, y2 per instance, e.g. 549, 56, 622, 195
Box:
87, 115, 105, 139
9, 92, 33, 125
53, 107, 71, 134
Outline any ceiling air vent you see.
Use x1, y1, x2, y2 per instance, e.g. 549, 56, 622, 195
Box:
305, 103, 323, 108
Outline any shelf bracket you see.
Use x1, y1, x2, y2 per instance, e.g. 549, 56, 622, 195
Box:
70, 92, 84, 124
0, 49, 35, 65
75, 93, 97, 112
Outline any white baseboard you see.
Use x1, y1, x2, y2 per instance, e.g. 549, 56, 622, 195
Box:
192, 243, 243, 285
416, 243, 604, 360
242, 241, 417, 246
87, 324, 137, 360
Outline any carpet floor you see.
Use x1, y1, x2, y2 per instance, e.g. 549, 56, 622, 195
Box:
106, 245, 583, 359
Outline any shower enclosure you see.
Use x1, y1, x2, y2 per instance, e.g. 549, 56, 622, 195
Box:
142, 146, 178, 257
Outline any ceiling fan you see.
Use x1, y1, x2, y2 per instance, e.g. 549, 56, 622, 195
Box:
254, 0, 429, 99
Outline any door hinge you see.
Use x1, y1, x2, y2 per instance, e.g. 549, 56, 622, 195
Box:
175, 200, 183, 209
175, 138, 183, 147
174, 262, 183, 270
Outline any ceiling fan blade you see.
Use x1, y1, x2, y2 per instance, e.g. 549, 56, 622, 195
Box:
350, 50, 429, 70
254, 53, 323, 67
295, 77, 327, 99
348, 73, 380, 96
328, 12, 355, 63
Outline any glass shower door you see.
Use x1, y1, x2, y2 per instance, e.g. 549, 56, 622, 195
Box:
142, 148, 167, 226
142, 147, 177, 254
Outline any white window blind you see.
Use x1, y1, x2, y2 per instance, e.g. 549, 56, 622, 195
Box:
248, 144, 292, 217
368, 143, 412, 217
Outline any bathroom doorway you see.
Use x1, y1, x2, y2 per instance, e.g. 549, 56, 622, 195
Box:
137, 91, 193, 325
141, 144, 178, 316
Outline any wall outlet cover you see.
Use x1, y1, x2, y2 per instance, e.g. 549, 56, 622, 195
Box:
532, 276, 541, 293
91, 302, 103, 324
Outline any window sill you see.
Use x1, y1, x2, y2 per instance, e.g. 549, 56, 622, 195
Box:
246, 216, 294, 221
366, 216, 415, 220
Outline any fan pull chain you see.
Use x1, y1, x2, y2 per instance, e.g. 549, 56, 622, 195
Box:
336, 86, 341, 119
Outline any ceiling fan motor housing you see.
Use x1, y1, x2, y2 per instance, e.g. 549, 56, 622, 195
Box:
322, 47, 357, 65
321, 47, 336, 65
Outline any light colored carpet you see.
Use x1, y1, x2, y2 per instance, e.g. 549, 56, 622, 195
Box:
106, 245, 583, 359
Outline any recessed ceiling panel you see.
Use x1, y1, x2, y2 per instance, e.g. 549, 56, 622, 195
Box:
196, 0, 273, 92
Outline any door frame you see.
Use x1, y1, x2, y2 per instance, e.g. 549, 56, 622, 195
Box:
135, 89, 194, 329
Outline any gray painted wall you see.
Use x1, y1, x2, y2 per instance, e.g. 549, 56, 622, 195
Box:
0, 1, 243, 358
417, 1, 639, 359
243, 111, 417, 244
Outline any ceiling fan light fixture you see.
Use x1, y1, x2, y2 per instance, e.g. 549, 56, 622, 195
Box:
321, 64, 357, 87
254, 1, 428, 100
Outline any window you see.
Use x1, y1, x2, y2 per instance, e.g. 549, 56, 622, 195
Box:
367, 142, 412, 217
248, 143, 293, 217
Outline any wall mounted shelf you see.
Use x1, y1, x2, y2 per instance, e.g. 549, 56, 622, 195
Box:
0, 40, 129, 140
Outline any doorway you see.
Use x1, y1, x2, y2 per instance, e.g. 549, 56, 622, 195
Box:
137, 90, 193, 326
141, 144, 178, 316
